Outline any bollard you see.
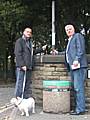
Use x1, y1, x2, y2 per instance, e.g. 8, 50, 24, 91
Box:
43, 80, 71, 113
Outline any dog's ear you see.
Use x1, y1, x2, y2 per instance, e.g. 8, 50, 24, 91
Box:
10, 98, 15, 104
16, 97, 21, 100
10, 99, 12, 104
32, 96, 36, 100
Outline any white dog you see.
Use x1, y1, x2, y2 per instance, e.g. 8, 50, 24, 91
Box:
10, 97, 35, 116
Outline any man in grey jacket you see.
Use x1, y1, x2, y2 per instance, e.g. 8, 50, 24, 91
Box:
14, 27, 46, 99
65, 24, 87, 115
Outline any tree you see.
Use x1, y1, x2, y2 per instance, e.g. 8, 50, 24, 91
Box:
0, 0, 90, 81
56, 0, 90, 51
0, 0, 29, 80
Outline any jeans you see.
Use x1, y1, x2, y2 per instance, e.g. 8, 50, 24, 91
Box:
70, 68, 87, 113
15, 68, 32, 98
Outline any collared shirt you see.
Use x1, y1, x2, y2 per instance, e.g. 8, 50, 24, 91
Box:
66, 36, 72, 63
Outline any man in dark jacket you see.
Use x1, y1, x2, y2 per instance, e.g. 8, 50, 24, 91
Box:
14, 27, 46, 99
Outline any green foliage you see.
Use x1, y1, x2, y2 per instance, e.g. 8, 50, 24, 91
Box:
0, 0, 90, 79
55, 0, 90, 51
33, 23, 51, 47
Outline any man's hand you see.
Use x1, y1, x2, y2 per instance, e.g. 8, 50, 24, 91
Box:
22, 66, 27, 71
50, 48, 58, 55
42, 45, 47, 50
73, 61, 79, 65
72, 60, 80, 69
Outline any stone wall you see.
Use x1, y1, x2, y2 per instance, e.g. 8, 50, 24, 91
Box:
31, 55, 90, 111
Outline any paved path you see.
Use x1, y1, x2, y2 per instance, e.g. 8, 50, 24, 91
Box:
1, 106, 90, 120
0, 87, 14, 107
15, 111, 90, 120
0, 84, 90, 120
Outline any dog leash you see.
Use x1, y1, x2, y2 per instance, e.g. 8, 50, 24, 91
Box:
21, 70, 27, 99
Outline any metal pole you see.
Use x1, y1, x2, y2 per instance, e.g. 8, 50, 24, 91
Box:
52, 0, 55, 48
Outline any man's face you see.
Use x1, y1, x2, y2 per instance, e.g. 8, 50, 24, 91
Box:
23, 28, 32, 38
65, 25, 75, 37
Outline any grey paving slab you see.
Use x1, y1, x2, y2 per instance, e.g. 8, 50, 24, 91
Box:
0, 87, 15, 107
1, 106, 90, 120
0, 85, 90, 120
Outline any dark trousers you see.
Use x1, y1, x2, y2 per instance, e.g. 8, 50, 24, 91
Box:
15, 68, 32, 98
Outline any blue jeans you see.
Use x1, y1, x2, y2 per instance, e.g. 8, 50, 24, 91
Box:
70, 68, 87, 113
15, 68, 32, 98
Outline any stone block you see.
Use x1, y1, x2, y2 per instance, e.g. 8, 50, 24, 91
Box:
43, 90, 70, 113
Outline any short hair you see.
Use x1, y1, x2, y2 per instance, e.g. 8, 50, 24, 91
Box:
22, 21, 32, 32
65, 24, 75, 30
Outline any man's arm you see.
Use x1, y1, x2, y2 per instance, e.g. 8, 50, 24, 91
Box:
14, 39, 25, 68
74, 33, 85, 61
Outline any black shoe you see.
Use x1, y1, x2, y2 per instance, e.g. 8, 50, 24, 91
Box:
70, 111, 85, 115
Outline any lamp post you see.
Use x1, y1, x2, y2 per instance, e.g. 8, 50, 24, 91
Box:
52, 0, 55, 48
